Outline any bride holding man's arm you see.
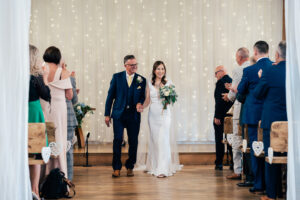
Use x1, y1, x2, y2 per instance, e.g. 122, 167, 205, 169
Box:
137, 60, 182, 178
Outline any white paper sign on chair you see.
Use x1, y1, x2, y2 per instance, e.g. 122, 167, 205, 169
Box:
242, 139, 247, 153
227, 134, 233, 145
41, 147, 51, 163
268, 147, 274, 164
252, 141, 264, 156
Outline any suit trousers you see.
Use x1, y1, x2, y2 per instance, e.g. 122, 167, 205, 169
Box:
232, 119, 242, 174
67, 126, 75, 181
248, 125, 265, 190
263, 128, 283, 199
241, 124, 254, 182
112, 110, 140, 170
214, 118, 224, 166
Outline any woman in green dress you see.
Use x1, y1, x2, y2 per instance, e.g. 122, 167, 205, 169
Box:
29, 45, 51, 200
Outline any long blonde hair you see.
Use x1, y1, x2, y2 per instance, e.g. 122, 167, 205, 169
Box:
29, 44, 42, 76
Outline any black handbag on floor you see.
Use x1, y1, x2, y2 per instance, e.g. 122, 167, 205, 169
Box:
40, 168, 75, 199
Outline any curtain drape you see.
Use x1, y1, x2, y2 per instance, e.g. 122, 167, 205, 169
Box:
30, 0, 282, 142
0, 0, 32, 199
286, 0, 300, 199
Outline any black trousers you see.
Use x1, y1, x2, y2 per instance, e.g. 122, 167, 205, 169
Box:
112, 110, 140, 170
214, 118, 224, 166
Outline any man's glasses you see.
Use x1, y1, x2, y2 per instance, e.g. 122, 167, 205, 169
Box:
125, 63, 138, 67
215, 70, 223, 75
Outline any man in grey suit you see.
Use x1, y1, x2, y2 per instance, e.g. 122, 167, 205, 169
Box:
63, 62, 78, 181
223, 48, 251, 180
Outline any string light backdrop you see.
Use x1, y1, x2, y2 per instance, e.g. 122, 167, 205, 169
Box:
30, 0, 282, 143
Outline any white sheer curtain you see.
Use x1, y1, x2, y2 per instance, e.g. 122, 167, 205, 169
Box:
30, 0, 282, 143
0, 0, 32, 199
286, 0, 300, 199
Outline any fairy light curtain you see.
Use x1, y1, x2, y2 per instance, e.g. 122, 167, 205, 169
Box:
30, 0, 282, 142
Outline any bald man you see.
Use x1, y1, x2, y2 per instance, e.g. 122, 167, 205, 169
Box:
214, 65, 234, 170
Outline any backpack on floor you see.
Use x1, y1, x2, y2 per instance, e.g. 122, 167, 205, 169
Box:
40, 168, 75, 199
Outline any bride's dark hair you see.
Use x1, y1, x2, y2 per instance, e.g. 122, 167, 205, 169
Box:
152, 61, 167, 86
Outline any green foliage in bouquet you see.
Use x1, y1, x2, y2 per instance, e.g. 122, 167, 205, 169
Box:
74, 103, 94, 128
159, 85, 178, 110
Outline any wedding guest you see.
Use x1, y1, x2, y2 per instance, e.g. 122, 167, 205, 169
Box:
214, 65, 233, 170
236, 55, 256, 188
254, 41, 287, 200
223, 47, 251, 180
237, 41, 273, 194
28, 45, 51, 200
63, 62, 78, 181
42, 46, 73, 178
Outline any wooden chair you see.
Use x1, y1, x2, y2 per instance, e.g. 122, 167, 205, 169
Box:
28, 122, 56, 165
28, 123, 46, 165
265, 121, 288, 164
239, 124, 250, 153
224, 116, 233, 134
45, 121, 55, 143
222, 116, 233, 145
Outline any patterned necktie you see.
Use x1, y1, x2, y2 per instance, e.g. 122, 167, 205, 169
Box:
128, 75, 132, 87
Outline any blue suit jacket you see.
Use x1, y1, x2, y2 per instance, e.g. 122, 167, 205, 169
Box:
237, 58, 273, 125
104, 71, 146, 119
253, 61, 287, 129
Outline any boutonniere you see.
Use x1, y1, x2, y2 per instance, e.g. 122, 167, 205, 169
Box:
136, 76, 143, 84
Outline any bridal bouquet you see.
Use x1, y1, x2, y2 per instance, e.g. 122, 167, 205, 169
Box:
159, 85, 178, 110
74, 103, 94, 128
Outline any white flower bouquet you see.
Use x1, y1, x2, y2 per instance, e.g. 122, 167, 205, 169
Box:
159, 85, 178, 110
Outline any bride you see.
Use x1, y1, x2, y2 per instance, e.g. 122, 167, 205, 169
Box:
138, 60, 182, 178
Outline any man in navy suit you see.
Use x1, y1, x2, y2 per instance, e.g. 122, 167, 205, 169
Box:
254, 41, 287, 200
105, 55, 146, 177
238, 41, 273, 193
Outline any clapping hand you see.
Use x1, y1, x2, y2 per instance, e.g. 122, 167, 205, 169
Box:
258, 69, 262, 78
231, 85, 238, 93
222, 93, 230, 102
224, 83, 232, 91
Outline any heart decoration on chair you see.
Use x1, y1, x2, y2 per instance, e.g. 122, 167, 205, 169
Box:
268, 147, 274, 164
227, 134, 233, 146
41, 147, 51, 163
252, 141, 264, 156
49, 142, 62, 156
242, 139, 247, 152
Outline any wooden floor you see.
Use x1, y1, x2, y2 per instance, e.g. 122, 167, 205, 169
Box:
74, 143, 215, 153
74, 144, 218, 166
69, 165, 266, 200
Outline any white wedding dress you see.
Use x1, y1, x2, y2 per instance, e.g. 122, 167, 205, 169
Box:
136, 80, 182, 176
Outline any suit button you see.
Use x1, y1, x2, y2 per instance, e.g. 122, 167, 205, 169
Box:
127, 106, 130, 109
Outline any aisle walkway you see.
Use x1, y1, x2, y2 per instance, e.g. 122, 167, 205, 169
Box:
70, 165, 269, 200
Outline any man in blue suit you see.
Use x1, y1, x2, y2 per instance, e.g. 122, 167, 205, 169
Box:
105, 55, 146, 177
237, 41, 273, 193
254, 41, 287, 200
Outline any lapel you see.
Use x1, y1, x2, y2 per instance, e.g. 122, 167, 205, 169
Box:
122, 71, 128, 92
132, 74, 137, 97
